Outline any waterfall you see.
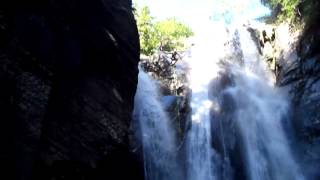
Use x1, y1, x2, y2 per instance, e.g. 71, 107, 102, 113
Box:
133, 70, 181, 180
218, 26, 305, 180
184, 20, 304, 179
185, 23, 226, 180
133, 4, 304, 180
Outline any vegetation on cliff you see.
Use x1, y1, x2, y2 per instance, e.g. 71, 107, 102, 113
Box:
263, 0, 319, 26
265, 0, 300, 22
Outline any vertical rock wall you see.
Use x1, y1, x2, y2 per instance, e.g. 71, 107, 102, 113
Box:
0, 0, 143, 179
256, 19, 320, 179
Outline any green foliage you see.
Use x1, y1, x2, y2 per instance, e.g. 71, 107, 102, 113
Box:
134, 5, 159, 55
265, 0, 300, 23
134, 5, 193, 55
156, 18, 194, 51
263, 0, 320, 29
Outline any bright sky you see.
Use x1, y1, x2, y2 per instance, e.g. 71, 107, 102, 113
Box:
134, 0, 270, 32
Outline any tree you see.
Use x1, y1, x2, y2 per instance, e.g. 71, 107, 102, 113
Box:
135, 5, 159, 55
134, 5, 194, 55
263, 0, 300, 22
156, 18, 193, 52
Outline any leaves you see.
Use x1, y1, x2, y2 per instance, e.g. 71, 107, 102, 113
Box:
134, 5, 193, 55
265, 0, 300, 22
135, 5, 159, 55
156, 18, 193, 52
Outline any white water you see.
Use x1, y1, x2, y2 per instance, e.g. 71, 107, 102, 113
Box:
222, 27, 304, 180
133, 3, 304, 179
185, 23, 226, 180
133, 70, 181, 180
184, 20, 304, 179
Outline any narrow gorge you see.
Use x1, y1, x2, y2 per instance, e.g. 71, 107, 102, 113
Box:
2, 0, 320, 180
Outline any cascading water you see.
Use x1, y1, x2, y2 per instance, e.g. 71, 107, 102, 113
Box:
185, 23, 226, 180
133, 70, 181, 180
218, 26, 305, 180
184, 22, 304, 179
133, 1, 305, 179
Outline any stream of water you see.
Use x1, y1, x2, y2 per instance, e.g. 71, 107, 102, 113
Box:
133, 1, 304, 179
133, 70, 182, 180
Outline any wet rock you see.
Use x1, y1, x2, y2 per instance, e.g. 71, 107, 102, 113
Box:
140, 50, 191, 145
140, 51, 190, 95
0, 0, 143, 179
161, 95, 190, 142
256, 19, 320, 179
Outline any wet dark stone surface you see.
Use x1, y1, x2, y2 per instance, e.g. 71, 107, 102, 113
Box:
0, 0, 144, 179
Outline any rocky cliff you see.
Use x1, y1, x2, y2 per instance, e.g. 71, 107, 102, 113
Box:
0, 0, 143, 179
256, 9, 320, 178
139, 51, 191, 144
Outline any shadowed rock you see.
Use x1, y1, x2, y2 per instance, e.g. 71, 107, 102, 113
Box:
0, 0, 143, 179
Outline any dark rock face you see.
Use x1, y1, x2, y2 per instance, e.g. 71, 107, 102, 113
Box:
280, 25, 320, 179
257, 18, 320, 178
161, 95, 190, 143
285, 25, 320, 135
0, 0, 143, 179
